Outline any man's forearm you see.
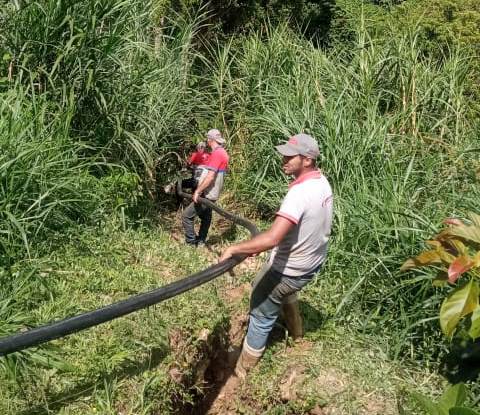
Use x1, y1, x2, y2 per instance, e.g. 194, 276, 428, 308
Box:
228, 232, 278, 256
219, 215, 293, 262
195, 173, 215, 195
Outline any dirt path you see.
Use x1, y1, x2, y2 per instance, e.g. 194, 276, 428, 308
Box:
164, 205, 261, 413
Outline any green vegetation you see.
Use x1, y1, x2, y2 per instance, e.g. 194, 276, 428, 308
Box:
407, 383, 480, 415
198, 17, 479, 363
1, 0, 480, 412
393, 0, 480, 50
0, 220, 229, 413
402, 213, 480, 340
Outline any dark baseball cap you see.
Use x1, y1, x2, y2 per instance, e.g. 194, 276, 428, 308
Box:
275, 133, 320, 159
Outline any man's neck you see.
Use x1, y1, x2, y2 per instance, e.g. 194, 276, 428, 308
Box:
293, 167, 316, 179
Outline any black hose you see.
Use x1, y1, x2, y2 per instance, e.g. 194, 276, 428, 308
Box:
0, 182, 258, 357
176, 181, 258, 237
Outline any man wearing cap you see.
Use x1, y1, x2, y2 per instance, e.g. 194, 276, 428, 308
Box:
219, 133, 333, 379
182, 129, 229, 246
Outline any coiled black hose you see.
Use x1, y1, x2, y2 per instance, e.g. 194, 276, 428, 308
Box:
0, 182, 259, 356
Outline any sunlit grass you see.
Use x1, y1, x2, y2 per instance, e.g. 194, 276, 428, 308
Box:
0, 220, 229, 414
198, 21, 480, 360
0, 1, 479, 411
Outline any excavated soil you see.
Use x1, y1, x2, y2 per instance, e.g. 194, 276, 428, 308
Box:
191, 282, 251, 415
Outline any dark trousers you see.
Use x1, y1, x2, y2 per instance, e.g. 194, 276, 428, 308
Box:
175, 177, 196, 207
182, 201, 212, 244
246, 263, 320, 350
181, 177, 196, 191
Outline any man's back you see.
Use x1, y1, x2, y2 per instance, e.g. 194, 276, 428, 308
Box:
198, 146, 229, 201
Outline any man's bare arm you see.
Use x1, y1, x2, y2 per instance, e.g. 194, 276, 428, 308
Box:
219, 216, 294, 261
193, 170, 216, 202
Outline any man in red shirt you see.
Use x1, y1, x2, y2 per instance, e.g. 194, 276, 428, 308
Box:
182, 129, 229, 246
188, 141, 210, 169
182, 141, 210, 191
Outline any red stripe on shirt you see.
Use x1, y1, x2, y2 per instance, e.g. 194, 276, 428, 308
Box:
276, 211, 299, 225
322, 195, 333, 207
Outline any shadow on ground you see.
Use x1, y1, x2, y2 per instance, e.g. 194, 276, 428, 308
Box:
18, 345, 169, 415
207, 220, 238, 245
266, 300, 329, 348
440, 338, 480, 384
190, 300, 328, 415
18, 319, 230, 414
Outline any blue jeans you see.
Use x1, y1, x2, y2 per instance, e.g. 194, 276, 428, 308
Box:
246, 263, 319, 351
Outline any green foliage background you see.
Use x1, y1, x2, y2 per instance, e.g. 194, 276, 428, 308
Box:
0, 0, 480, 412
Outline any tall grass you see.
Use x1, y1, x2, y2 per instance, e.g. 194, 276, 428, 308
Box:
199, 21, 479, 360
2, 0, 203, 189
0, 0, 205, 377
0, 85, 99, 264
1, 0, 478, 370
0, 0, 209, 262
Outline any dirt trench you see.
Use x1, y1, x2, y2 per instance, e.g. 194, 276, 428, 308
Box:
164, 213, 260, 414
173, 283, 251, 415
192, 311, 249, 414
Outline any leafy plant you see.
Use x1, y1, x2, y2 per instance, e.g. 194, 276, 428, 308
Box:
402, 383, 480, 415
401, 213, 480, 339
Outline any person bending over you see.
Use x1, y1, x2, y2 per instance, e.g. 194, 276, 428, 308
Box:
182, 141, 210, 191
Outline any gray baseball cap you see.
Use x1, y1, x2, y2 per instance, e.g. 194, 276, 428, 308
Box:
275, 133, 320, 159
206, 129, 225, 144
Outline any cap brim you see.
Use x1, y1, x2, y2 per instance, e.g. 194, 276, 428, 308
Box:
275, 144, 299, 156
206, 135, 225, 144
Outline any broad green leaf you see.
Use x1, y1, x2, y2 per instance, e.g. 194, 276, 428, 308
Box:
468, 306, 480, 340
440, 280, 479, 338
449, 408, 480, 415
438, 384, 467, 411
411, 392, 440, 415
448, 256, 474, 284
446, 224, 480, 245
